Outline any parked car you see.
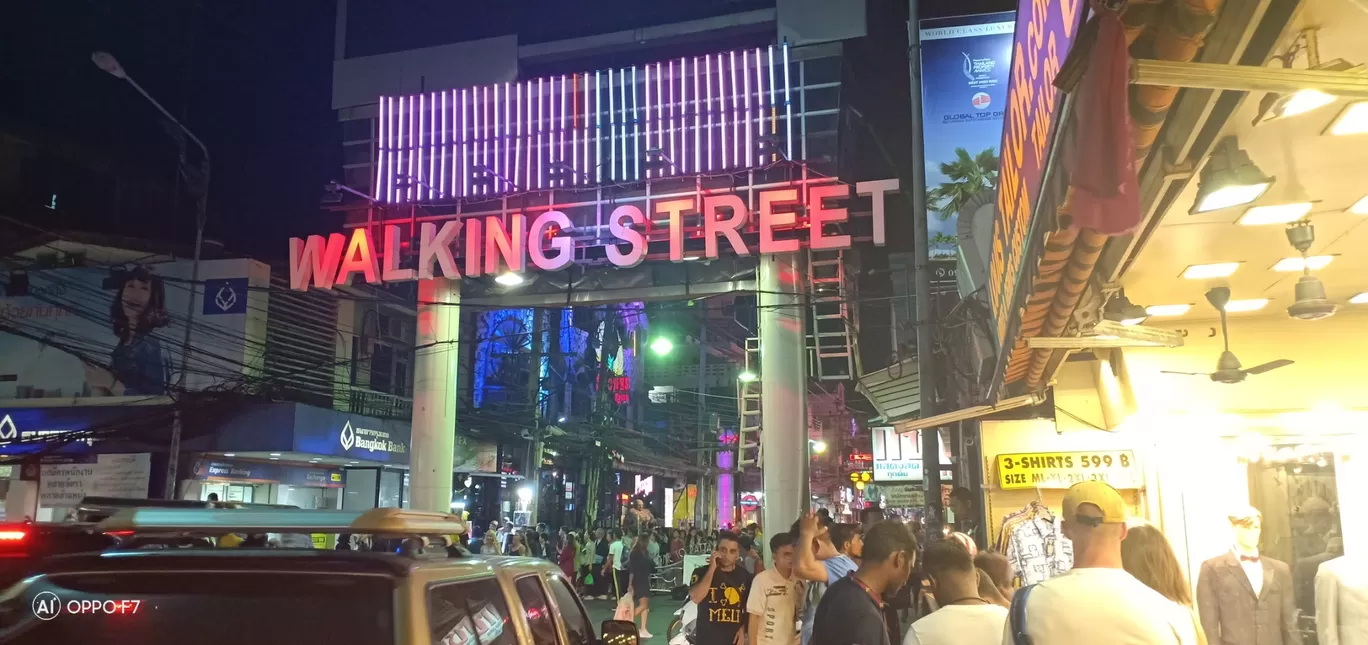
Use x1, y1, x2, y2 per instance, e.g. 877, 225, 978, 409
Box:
0, 507, 640, 645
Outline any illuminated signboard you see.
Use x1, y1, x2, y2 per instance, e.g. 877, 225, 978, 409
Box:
375, 45, 797, 203
987, 0, 1084, 348
288, 179, 898, 291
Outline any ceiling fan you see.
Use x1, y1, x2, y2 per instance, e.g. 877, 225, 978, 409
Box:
1161, 287, 1294, 384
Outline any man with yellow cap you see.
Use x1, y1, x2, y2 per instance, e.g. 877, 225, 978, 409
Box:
1002, 481, 1199, 645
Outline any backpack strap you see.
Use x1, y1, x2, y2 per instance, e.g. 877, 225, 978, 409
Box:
1010, 584, 1037, 645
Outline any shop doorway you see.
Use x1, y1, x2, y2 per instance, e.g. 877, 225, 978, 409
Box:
200, 483, 260, 504
1247, 448, 1343, 643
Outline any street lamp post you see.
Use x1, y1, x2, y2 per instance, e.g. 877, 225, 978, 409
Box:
93, 51, 210, 500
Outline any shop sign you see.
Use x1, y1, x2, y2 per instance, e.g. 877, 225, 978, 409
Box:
292, 406, 410, 463
740, 494, 761, 508
987, 0, 1084, 348
871, 427, 952, 482
191, 458, 344, 489
882, 485, 926, 508
287, 181, 899, 292
995, 450, 1140, 490
38, 453, 152, 508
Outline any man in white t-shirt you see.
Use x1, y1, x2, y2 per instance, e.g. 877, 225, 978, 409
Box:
1002, 481, 1199, 645
905, 540, 1007, 645
749, 532, 808, 645
607, 530, 631, 598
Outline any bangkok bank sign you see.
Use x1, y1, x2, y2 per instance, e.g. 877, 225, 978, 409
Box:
287, 180, 898, 291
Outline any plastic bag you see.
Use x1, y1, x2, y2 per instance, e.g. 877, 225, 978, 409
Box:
614, 593, 635, 621
584, 572, 595, 586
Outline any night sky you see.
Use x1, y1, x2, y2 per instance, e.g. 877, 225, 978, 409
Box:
4, 0, 1010, 260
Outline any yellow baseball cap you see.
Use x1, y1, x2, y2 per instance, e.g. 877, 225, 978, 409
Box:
1062, 481, 1127, 525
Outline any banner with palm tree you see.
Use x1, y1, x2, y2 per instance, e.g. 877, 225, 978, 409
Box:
919, 12, 1016, 261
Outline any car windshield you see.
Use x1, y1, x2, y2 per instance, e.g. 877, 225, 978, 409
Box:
0, 570, 395, 645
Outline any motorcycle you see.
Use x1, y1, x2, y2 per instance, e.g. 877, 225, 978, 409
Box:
665, 600, 695, 645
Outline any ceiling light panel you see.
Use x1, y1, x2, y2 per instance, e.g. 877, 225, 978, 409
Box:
1181, 262, 1241, 279
1350, 194, 1368, 215
1273, 256, 1335, 272
1326, 101, 1368, 136
1348, 292, 1368, 304
1238, 202, 1313, 225
1145, 304, 1192, 317
1223, 298, 1270, 312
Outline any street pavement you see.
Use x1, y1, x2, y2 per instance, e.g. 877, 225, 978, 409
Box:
583, 593, 681, 640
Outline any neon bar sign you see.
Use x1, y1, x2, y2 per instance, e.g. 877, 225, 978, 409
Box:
288, 179, 898, 291
375, 44, 795, 203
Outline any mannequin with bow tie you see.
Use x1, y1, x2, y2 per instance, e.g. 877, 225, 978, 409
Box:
1197, 506, 1302, 645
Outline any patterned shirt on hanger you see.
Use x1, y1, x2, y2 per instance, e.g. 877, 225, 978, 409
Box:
1005, 514, 1074, 586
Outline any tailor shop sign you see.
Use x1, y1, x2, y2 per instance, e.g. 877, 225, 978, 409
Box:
286, 181, 899, 291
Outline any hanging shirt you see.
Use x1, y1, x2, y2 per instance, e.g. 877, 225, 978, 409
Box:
1004, 515, 1073, 586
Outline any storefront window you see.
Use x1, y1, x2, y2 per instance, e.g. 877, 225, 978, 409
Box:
1248, 447, 1344, 640
379, 469, 402, 508
342, 469, 378, 510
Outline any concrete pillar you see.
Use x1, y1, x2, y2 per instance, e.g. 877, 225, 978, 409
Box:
759, 251, 809, 537
409, 278, 460, 513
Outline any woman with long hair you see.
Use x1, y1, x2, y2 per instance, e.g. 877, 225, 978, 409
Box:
559, 530, 577, 578
1121, 524, 1208, 644
481, 531, 500, 555
627, 533, 654, 638
508, 532, 529, 557
85, 266, 171, 396
575, 532, 595, 592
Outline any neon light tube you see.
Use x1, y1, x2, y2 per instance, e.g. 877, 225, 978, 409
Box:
572, 75, 580, 186
439, 91, 447, 198
730, 50, 740, 169
705, 55, 713, 172
644, 64, 652, 177
493, 83, 502, 193
632, 66, 640, 181
608, 69, 616, 182
623, 67, 630, 181
583, 73, 591, 185
450, 89, 457, 197
549, 75, 558, 186
755, 47, 763, 165
694, 57, 701, 174
417, 93, 426, 200
514, 82, 522, 193
430, 93, 438, 197
537, 77, 545, 190
670, 59, 678, 176
388, 97, 397, 202
783, 40, 792, 161
526, 80, 534, 189
407, 95, 417, 201
655, 62, 664, 176
375, 97, 386, 201
768, 46, 777, 153
460, 90, 468, 198
718, 54, 728, 169
481, 86, 490, 196
743, 52, 752, 168
597, 70, 604, 183
397, 96, 406, 202
559, 74, 568, 187
505, 83, 513, 190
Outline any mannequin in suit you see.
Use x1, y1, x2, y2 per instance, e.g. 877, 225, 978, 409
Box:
1197, 506, 1302, 645
1316, 556, 1368, 645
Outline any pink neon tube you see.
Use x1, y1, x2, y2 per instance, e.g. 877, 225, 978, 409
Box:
375, 97, 386, 201
671, 59, 679, 175
514, 82, 523, 192
743, 53, 752, 168
536, 77, 544, 190
439, 91, 447, 198
503, 82, 511, 191
526, 80, 534, 189
388, 97, 397, 202
460, 90, 469, 198
705, 56, 713, 171
572, 76, 580, 186
559, 74, 568, 187
694, 57, 701, 174
644, 64, 652, 177
718, 55, 728, 169
418, 93, 426, 200
450, 89, 457, 197
493, 83, 501, 193
583, 73, 590, 186
430, 92, 438, 197
595, 70, 603, 184
481, 86, 490, 196
408, 95, 417, 201
654, 62, 663, 175
730, 51, 740, 169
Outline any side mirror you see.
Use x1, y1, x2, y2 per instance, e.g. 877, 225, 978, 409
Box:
600, 619, 639, 645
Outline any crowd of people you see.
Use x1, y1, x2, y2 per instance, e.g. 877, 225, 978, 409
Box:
682, 481, 1210, 645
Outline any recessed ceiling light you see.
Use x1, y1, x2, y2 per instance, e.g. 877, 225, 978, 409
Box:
1279, 89, 1337, 118
1238, 202, 1313, 226
1350, 292, 1368, 304
1350, 194, 1368, 215
1273, 256, 1335, 272
495, 273, 525, 286
223, 453, 236, 457
1223, 298, 1269, 312
1325, 101, 1368, 136
348, 461, 359, 465
269, 457, 280, 461
269, 453, 282, 457
1144, 304, 1192, 317
1181, 263, 1241, 279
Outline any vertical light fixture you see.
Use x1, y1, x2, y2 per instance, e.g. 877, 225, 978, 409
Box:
489, 85, 497, 194
503, 82, 512, 191
768, 46, 777, 139
743, 51, 752, 168
783, 40, 792, 160
417, 93, 426, 200
549, 75, 559, 187
525, 80, 534, 189
399, 96, 407, 202
572, 75, 580, 186
429, 92, 438, 197
644, 64, 653, 178
460, 90, 468, 198
730, 50, 740, 167
513, 81, 522, 192
718, 54, 728, 169
450, 89, 458, 197
388, 97, 398, 203
559, 74, 568, 187
669, 59, 678, 176
537, 77, 545, 190
481, 86, 490, 196
438, 91, 447, 198
375, 97, 387, 201
609, 69, 617, 182
408, 95, 417, 201
596, 70, 604, 184
583, 72, 590, 186
695, 56, 702, 173
656, 61, 664, 176
632, 66, 640, 181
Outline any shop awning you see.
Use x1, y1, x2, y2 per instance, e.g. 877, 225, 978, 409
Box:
893, 393, 1044, 434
